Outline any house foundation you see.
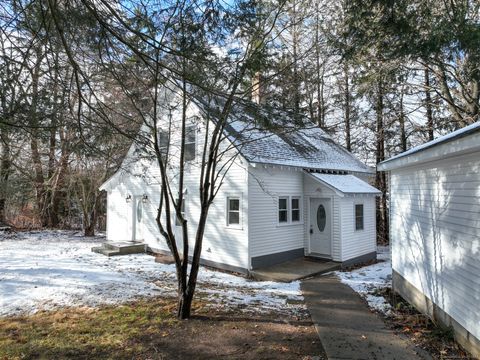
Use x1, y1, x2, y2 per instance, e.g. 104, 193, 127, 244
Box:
393, 270, 480, 359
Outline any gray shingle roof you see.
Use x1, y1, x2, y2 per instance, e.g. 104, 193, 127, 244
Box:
195, 96, 373, 174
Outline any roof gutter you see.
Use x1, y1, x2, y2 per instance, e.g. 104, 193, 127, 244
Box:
378, 124, 480, 172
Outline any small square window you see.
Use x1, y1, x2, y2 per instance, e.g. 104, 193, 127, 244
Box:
355, 204, 364, 231
291, 197, 301, 222
278, 197, 288, 223
227, 197, 240, 226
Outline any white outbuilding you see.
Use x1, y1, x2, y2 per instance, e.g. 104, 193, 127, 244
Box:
378, 121, 480, 358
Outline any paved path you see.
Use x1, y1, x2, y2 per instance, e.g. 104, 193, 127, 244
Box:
302, 275, 432, 360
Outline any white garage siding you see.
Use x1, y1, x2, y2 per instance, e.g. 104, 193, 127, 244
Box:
389, 150, 480, 342
248, 166, 305, 263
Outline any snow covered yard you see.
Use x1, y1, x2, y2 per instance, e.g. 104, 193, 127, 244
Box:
334, 246, 392, 315
0, 230, 303, 317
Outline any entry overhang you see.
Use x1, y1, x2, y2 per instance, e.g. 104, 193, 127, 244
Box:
305, 172, 381, 196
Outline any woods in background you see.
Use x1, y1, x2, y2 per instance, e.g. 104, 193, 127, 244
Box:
1, 0, 479, 243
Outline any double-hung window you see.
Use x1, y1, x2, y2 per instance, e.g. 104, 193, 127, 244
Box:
278, 197, 289, 223
158, 129, 169, 160
227, 197, 241, 226
355, 203, 364, 231
278, 196, 302, 224
184, 125, 196, 161
291, 197, 301, 222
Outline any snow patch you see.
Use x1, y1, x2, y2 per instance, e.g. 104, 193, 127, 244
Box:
0, 231, 303, 317
335, 246, 392, 315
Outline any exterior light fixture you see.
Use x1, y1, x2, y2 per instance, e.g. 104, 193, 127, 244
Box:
142, 194, 148, 203
126, 194, 132, 203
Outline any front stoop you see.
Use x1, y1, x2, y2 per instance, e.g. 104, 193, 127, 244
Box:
92, 242, 146, 256
250, 257, 341, 282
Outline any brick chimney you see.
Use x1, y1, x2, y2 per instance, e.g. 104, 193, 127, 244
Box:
252, 71, 264, 105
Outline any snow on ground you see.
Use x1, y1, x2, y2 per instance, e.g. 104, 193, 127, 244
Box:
0, 230, 303, 317
335, 246, 392, 315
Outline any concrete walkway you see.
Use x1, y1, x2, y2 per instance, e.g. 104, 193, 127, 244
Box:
250, 258, 340, 282
302, 275, 432, 360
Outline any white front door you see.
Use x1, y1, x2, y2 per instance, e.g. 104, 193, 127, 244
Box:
132, 196, 143, 242
309, 198, 332, 257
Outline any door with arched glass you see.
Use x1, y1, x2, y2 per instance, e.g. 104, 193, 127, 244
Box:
309, 198, 332, 256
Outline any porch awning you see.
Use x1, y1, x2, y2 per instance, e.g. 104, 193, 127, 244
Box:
307, 173, 381, 195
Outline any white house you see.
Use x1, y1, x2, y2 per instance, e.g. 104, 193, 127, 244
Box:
100, 94, 380, 274
378, 121, 480, 358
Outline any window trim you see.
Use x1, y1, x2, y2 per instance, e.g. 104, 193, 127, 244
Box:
277, 195, 303, 226
184, 124, 197, 162
157, 129, 169, 159
225, 195, 243, 229
291, 196, 302, 223
354, 203, 364, 231
278, 196, 290, 224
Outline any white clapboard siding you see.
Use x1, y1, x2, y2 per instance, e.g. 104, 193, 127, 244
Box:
105, 103, 250, 270
179, 154, 249, 269
339, 196, 376, 261
303, 174, 341, 261
248, 166, 305, 259
390, 150, 480, 341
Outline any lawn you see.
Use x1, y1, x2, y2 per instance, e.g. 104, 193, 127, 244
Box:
0, 230, 323, 359
0, 298, 325, 359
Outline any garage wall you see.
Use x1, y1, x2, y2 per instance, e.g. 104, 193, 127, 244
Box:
390, 150, 480, 342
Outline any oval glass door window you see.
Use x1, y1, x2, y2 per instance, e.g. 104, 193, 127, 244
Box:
137, 201, 143, 223
317, 205, 326, 232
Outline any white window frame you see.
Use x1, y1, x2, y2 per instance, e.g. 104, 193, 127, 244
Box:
184, 124, 197, 162
226, 195, 242, 229
278, 196, 289, 224
157, 128, 169, 158
291, 196, 302, 223
354, 203, 364, 231
277, 196, 303, 226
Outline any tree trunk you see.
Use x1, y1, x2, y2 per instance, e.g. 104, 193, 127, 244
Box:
291, 0, 301, 118
344, 64, 351, 151
424, 67, 434, 141
177, 290, 194, 319
375, 80, 389, 244
84, 207, 97, 237
176, 205, 210, 319
399, 89, 407, 152
0, 130, 11, 224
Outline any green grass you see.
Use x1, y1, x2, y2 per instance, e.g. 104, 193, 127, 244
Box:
0, 298, 181, 360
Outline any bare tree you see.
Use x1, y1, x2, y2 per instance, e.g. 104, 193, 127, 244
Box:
44, 0, 288, 318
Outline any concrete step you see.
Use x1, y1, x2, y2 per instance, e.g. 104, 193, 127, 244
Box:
91, 246, 121, 257
92, 242, 145, 256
